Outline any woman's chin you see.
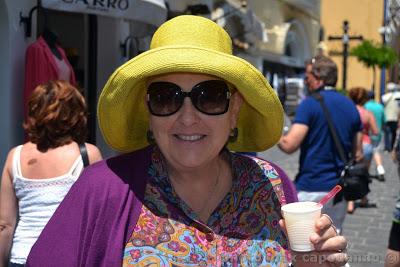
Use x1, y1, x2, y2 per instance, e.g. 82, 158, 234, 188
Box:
168, 149, 220, 170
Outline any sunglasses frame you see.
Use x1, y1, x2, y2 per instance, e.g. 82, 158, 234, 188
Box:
146, 80, 232, 116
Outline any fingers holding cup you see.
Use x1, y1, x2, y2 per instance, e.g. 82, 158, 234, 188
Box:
310, 214, 339, 244
312, 234, 347, 252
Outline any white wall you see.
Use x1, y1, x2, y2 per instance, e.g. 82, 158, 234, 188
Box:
0, 0, 36, 167
95, 17, 129, 158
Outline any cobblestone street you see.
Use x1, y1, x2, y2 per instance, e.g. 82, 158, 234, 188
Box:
259, 145, 399, 267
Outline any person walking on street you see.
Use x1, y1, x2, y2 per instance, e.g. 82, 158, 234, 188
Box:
278, 55, 363, 233
347, 87, 379, 213
385, 124, 400, 266
384, 205, 400, 267
0, 81, 103, 267
382, 82, 400, 152
384, 101, 400, 267
364, 91, 386, 181
391, 118, 400, 208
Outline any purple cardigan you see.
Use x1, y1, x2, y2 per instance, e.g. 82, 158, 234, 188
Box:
26, 146, 297, 267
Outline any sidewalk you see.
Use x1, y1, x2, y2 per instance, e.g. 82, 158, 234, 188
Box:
258, 146, 399, 267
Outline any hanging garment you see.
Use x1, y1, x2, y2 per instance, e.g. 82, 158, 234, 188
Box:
53, 54, 72, 82
24, 36, 76, 115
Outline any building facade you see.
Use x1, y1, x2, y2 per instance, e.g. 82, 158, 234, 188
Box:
320, 0, 385, 93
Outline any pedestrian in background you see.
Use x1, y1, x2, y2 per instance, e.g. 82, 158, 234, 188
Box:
27, 16, 348, 267
384, 87, 400, 267
364, 91, 386, 181
391, 118, 400, 206
384, 205, 400, 267
385, 122, 400, 266
0, 80, 102, 267
278, 55, 363, 233
382, 82, 400, 152
347, 87, 378, 213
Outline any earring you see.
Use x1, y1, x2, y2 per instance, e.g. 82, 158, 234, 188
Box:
147, 130, 156, 144
228, 127, 238, 143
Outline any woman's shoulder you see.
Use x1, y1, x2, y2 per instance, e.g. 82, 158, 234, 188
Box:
235, 154, 282, 175
359, 108, 375, 121
79, 146, 152, 187
84, 142, 103, 163
233, 153, 284, 186
233, 153, 297, 203
2, 145, 21, 174
6, 145, 20, 160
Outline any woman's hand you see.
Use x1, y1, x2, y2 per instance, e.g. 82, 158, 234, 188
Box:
280, 214, 348, 266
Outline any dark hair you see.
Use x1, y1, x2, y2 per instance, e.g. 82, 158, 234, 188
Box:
23, 80, 88, 152
368, 90, 375, 100
306, 55, 338, 87
348, 86, 369, 105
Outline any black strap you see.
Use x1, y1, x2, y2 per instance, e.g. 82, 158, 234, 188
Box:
311, 92, 350, 166
79, 143, 89, 167
312, 93, 351, 204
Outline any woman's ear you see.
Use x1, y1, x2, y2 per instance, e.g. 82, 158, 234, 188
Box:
230, 91, 243, 127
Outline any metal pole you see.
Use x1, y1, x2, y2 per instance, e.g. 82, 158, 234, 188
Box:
380, 0, 388, 100
342, 20, 349, 90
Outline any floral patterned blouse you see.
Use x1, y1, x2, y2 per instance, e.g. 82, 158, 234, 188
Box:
123, 148, 290, 266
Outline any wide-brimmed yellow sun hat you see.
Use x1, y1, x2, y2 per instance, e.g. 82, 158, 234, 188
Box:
98, 15, 283, 153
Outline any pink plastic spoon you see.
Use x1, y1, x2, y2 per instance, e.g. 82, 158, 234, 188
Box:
318, 185, 343, 206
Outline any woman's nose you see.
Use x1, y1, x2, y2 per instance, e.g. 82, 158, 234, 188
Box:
177, 97, 200, 126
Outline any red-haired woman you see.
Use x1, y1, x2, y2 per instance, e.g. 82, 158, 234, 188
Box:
0, 80, 102, 267
348, 87, 379, 213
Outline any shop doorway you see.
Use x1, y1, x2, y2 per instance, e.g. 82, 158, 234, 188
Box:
36, 8, 97, 143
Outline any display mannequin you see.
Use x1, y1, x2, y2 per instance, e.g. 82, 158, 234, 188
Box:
41, 28, 62, 60
23, 28, 76, 118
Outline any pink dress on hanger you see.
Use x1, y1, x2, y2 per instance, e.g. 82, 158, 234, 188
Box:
24, 36, 76, 115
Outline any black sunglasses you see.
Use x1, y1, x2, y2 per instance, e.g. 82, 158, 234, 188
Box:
146, 80, 231, 116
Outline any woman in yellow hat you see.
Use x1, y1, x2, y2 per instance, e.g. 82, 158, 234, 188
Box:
26, 16, 347, 267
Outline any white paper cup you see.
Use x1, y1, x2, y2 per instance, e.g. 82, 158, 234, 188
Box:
281, 201, 322, 252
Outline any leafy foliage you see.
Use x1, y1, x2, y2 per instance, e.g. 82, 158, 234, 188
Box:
350, 40, 398, 90
377, 45, 397, 68
350, 40, 397, 68
350, 40, 377, 68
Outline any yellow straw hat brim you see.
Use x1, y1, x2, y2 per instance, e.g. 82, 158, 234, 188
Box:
98, 45, 283, 152
98, 15, 283, 153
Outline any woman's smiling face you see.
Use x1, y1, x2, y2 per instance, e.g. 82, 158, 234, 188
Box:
147, 72, 243, 170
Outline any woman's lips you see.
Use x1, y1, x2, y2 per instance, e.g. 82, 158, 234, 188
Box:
174, 134, 205, 141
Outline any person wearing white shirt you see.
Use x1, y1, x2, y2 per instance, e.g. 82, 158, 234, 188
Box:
382, 82, 400, 151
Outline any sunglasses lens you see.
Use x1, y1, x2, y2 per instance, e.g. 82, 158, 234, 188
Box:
192, 80, 230, 115
147, 82, 182, 116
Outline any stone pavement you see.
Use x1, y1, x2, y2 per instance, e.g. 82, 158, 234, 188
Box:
258, 145, 399, 267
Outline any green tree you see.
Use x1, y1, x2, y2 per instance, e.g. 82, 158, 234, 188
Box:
350, 40, 397, 91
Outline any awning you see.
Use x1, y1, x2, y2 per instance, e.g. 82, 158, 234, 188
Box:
41, 0, 167, 27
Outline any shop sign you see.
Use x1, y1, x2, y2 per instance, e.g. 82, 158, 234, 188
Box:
42, 0, 166, 23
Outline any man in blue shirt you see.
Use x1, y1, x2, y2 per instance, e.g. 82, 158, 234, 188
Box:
278, 55, 363, 233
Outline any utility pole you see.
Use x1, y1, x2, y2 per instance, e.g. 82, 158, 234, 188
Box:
328, 20, 363, 90
380, 0, 388, 98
